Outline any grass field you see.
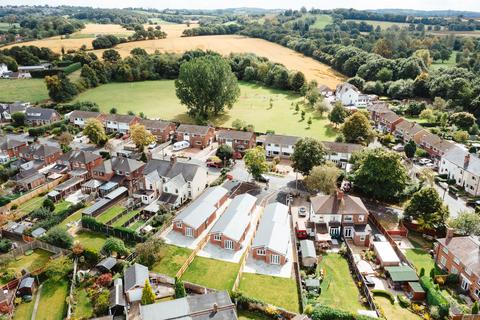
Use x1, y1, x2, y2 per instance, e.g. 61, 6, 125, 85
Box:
95, 205, 125, 224
238, 310, 273, 320
151, 244, 192, 277
317, 253, 364, 313
73, 80, 338, 140
375, 296, 421, 320
0, 249, 52, 284
349, 19, 410, 29
0, 79, 49, 103
36, 279, 69, 320
430, 51, 458, 71
239, 273, 300, 312
74, 230, 108, 252
182, 256, 239, 290
311, 15, 333, 29
0, 22, 18, 31
72, 288, 93, 319
112, 209, 140, 228
13, 294, 36, 320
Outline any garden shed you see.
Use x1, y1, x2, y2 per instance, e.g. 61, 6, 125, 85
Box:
300, 240, 317, 267
96, 257, 117, 274
407, 281, 425, 301
385, 266, 419, 289
17, 277, 35, 297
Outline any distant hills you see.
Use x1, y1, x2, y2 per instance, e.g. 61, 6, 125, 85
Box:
371, 9, 480, 18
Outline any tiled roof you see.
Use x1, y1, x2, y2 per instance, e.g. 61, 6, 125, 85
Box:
322, 141, 364, 154
264, 134, 300, 146
311, 193, 368, 215
437, 236, 480, 276
217, 129, 254, 141
176, 124, 212, 135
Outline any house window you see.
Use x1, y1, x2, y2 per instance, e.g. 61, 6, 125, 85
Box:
442, 247, 449, 255
475, 288, 480, 298
257, 249, 266, 255
213, 234, 221, 241
358, 215, 364, 222
453, 257, 460, 265
451, 267, 458, 274
195, 141, 201, 145
176, 221, 182, 228
175, 189, 178, 194
360, 235, 365, 241
440, 256, 447, 267
344, 215, 353, 222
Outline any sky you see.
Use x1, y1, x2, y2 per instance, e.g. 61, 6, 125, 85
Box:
4, 0, 480, 12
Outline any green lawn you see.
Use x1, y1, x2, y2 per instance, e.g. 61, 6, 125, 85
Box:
349, 19, 410, 29
95, 205, 125, 224
13, 294, 36, 320
238, 310, 273, 320
72, 80, 338, 140
311, 15, 333, 29
403, 116, 430, 124
112, 209, 140, 228
72, 288, 93, 319
317, 253, 364, 313
430, 51, 458, 71
36, 279, 69, 320
182, 256, 239, 290
0, 22, 19, 31
405, 248, 436, 275
129, 219, 146, 231
1, 249, 52, 284
59, 208, 83, 228
74, 230, 108, 252
375, 297, 421, 320
152, 244, 192, 277
54, 200, 71, 214
14, 195, 45, 218
0, 79, 49, 103
239, 273, 300, 313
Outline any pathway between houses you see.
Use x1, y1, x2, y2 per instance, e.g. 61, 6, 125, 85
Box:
31, 283, 43, 320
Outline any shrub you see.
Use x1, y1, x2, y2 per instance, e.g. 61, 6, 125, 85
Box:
420, 276, 449, 318
96, 273, 112, 287
174, 277, 186, 298
397, 294, 410, 308
42, 226, 73, 249
445, 273, 459, 285
372, 290, 395, 304
0, 239, 12, 253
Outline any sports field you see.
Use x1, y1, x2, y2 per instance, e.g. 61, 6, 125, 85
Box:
72, 80, 338, 140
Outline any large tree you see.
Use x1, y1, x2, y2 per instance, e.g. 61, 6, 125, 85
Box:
404, 140, 417, 159
175, 55, 240, 120
11, 112, 25, 126
135, 238, 164, 268
101, 238, 129, 256
328, 102, 347, 127
291, 137, 327, 175
131, 124, 155, 150
450, 112, 476, 130
342, 111, 373, 144
304, 163, 340, 195
243, 146, 269, 179
216, 144, 234, 163
353, 148, 410, 201
404, 187, 449, 230
42, 226, 73, 249
83, 118, 107, 146
448, 211, 480, 236
45, 74, 77, 102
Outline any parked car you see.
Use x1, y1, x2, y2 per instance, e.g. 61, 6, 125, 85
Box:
173, 141, 190, 151
364, 276, 376, 287
147, 142, 157, 149
392, 144, 404, 152
373, 234, 387, 242
295, 220, 308, 239
418, 158, 432, 165
298, 206, 307, 218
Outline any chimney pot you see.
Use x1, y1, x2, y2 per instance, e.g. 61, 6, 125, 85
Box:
446, 228, 455, 240
213, 303, 218, 313
464, 154, 471, 167
170, 155, 177, 165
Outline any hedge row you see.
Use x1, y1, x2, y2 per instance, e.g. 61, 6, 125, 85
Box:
81, 215, 147, 243
29, 62, 81, 78
28, 119, 69, 137
62, 62, 81, 74
371, 289, 395, 304
420, 276, 450, 317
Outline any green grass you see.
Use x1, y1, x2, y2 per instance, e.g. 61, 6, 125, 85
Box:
95, 205, 125, 224
68, 69, 82, 82
129, 219, 146, 231
112, 209, 140, 228
405, 249, 436, 275
403, 116, 430, 124
349, 19, 410, 29
239, 273, 300, 313
311, 14, 333, 29
13, 293, 36, 320
430, 51, 458, 71
36, 279, 69, 320
74, 230, 108, 252
72, 288, 93, 319
0, 79, 49, 103
317, 253, 364, 313
59, 208, 83, 228
72, 80, 338, 140
152, 245, 192, 277
238, 310, 273, 320
1, 249, 52, 284
14, 195, 45, 218
0, 22, 19, 31
375, 297, 421, 320
182, 256, 239, 290
54, 200, 70, 214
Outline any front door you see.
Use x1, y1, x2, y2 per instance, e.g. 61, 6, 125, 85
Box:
185, 227, 193, 238
461, 276, 470, 291
344, 228, 353, 238
271, 255, 280, 265
330, 227, 340, 236
224, 240, 234, 250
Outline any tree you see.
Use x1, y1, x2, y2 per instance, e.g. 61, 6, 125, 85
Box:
58, 132, 73, 148
328, 102, 347, 127
404, 140, 417, 158
45, 74, 77, 102
243, 147, 269, 179
451, 112, 476, 130
291, 138, 327, 175
96, 273, 113, 287
141, 279, 155, 305
418, 168, 436, 187
109, 107, 117, 114
102, 49, 121, 63
232, 119, 246, 130
0, 239, 12, 253
135, 238, 165, 268
453, 130, 469, 143
44, 256, 72, 282
174, 277, 187, 298
94, 289, 110, 316
376, 67, 393, 82
472, 301, 479, 314
216, 144, 234, 163
175, 55, 240, 120
42, 198, 55, 212
448, 211, 480, 236
342, 112, 373, 144
404, 187, 449, 230
130, 124, 155, 150
413, 49, 432, 68
43, 226, 73, 249
305, 87, 320, 106
353, 148, 410, 201
290, 71, 305, 92
432, 97, 447, 111
304, 163, 340, 195
83, 118, 107, 146
72, 242, 84, 256
315, 100, 329, 118
80, 64, 99, 88
102, 238, 129, 256
419, 108, 436, 123
11, 112, 25, 126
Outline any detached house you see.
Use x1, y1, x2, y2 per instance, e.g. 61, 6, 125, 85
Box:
0, 138, 27, 158
69, 110, 105, 128
57, 150, 103, 179
309, 191, 370, 246
92, 156, 145, 193
18, 143, 62, 167
261, 134, 300, 159
176, 124, 215, 149
172, 186, 229, 238
251, 202, 291, 265
139, 119, 176, 143
336, 83, 360, 106
104, 114, 139, 133
139, 157, 207, 206
209, 193, 257, 251
439, 148, 480, 196
434, 232, 480, 302
24, 107, 61, 126
0, 102, 29, 122
217, 129, 256, 156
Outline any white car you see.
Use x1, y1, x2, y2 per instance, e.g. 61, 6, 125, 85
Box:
173, 140, 190, 151
147, 142, 157, 149
418, 158, 432, 165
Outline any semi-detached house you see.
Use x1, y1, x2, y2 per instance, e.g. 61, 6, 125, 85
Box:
217, 129, 256, 155
394, 120, 427, 144
103, 114, 139, 133
139, 119, 176, 143
439, 148, 480, 196
176, 124, 215, 149
262, 134, 300, 159
69, 110, 105, 128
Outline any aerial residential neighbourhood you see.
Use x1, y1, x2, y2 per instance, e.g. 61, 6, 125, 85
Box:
1, 2, 480, 320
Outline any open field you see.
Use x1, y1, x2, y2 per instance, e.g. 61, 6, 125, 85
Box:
317, 253, 364, 313
349, 19, 410, 29
311, 15, 333, 29
182, 256, 239, 290
430, 51, 458, 71
73, 80, 338, 140
75, 23, 133, 35
36, 279, 69, 320
0, 79, 49, 103
74, 230, 108, 253
151, 244, 192, 277
375, 296, 421, 320
239, 273, 300, 312
0, 249, 53, 284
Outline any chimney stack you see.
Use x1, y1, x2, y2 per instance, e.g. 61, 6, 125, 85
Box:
446, 228, 455, 241
170, 155, 177, 165
464, 154, 471, 167
336, 190, 344, 201
212, 303, 218, 314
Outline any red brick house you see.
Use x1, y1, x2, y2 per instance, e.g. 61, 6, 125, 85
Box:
172, 186, 229, 238
209, 193, 257, 251
0, 138, 27, 158
367, 103, 390, 122
378, 111, 403, 133
24, 107, 61, 126
69, 110, 106, 128
92, 156, 145, 192
18, 143, 62, 166
419, 132, 443, 158
394, 120, 427, 144
57, 150, 104, 179
12, 169, 46, 191
176, 124, 215, 149
216, 129, 256, 156
251, 202, 290, 265
434, 232, 480, 302
139, 119, 176, 143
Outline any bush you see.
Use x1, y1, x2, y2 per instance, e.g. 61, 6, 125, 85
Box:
0, 239, 12, 253
371, 290, 395, 304
62, 62, 81, 74
397, 294, 410, 308
42, 226, 73, 249
420, 276, 449, 318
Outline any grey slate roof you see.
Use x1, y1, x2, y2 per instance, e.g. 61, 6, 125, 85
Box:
109, 278, 126, 308
19, 143, 61, 158
59, 150, 102, 164
139, 290, 236, 320
443, 149, 480, 176
437, 236, 480, 276
124, 263, 149, 292
144, 159, 201, 182
177, 124, 212, 135
139, 119, 172, 130
217, 129, 254, 141
264, 134, 300, 146
251, 202, 290, 255
210, 193, 257, 241
322, 141, 364, 154
19, 277, 34, 289
300, 240, 316, 259
96, 257, 117, 271
31, 227, 46, 238
69, 110, 102, 121
0, 138, 25, 150
94, 157, 144, 174
25, 107, 59, 121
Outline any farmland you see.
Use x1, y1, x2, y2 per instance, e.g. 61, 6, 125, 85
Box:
349, 19, 410, 29
310, 15, 333, 29
72, 80, 338, 140
0, 79, 49, 103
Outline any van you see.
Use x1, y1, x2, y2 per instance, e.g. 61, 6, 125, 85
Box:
295, 220, 308, 239
173, 141, 190, 151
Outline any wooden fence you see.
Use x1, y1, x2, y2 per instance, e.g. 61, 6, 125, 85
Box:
0, 238, 66, 261
175, 235, 210, 279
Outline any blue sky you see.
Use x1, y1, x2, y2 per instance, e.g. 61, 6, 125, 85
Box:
5, 0, 480, 12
